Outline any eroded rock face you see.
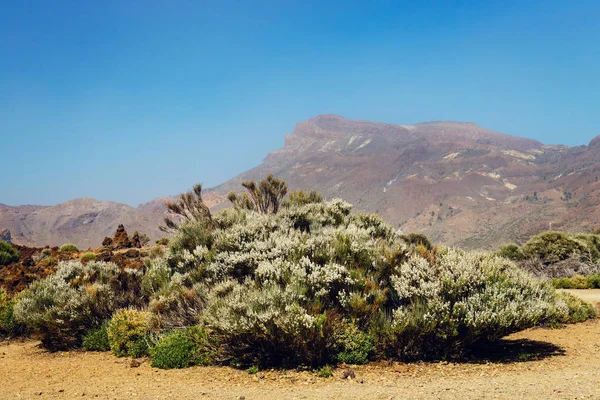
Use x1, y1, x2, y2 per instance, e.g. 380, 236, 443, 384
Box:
0, 229, 11, 243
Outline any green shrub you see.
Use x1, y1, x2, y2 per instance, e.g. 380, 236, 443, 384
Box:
554, 292, 598, 324
14, 261, 143, 350
107, 309, 153, 357
0, 289, 16, 336
42, 248, 52, 256
150, 326, 216, 369
333, 322, 374, 364
59, 243, 79, 253
586, 272, 600, 288
150, 330, 195, 369
247, 365, 259, 374
521, 232, 587, 264
316, 365, 333, 378
45, 257, 58, 267
80, 252, 96, 263
82, 321, 110, 351
0, 241, 19, 265
496, 243, 525, 261
553, 277, 574, 289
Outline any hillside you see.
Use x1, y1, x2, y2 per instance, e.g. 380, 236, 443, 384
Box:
214, 114, 600, 249
3, 114, 600, 249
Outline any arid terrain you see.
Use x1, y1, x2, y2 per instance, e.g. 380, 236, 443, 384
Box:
1, 290, 599, 400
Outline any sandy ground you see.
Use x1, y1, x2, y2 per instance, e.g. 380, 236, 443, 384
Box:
1, 290, 599, 400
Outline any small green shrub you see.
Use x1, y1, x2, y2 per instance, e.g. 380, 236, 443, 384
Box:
316, 365, 333, 378
107, 309, 153, 357
552, 278, 574, 289
521, 232, 586, 264
0, 241, 19, 266
45, 257, 58, 267
586, 272, 600, 288
80, 252, 96, 263
0, 289, 16, 335
496, 243, 525, 261
333, 322, 374, 365
59, 244, 79, 253
247, 366, 259, 374
555, 292, 598, 324
151, 330, 195, 369
150, 326, 216, 369
82, 321, 110, 351
42, 248, 52, 256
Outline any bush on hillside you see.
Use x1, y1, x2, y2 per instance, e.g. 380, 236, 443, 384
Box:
59, 243, 79, 253
13, 261, 143, 350
0, 241, 19, 266
80, 252, 96, 263
521, 231, 592, 264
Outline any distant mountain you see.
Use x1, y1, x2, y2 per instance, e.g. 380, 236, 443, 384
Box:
214, 114, 600, 249
2, 114, 600, 249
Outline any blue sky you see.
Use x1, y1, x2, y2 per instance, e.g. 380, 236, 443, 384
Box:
1, 0, 599, 206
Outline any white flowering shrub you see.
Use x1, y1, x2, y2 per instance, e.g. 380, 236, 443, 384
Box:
152, 196, 587, 366
14, 261, 144, 350
388, 247, 565, 358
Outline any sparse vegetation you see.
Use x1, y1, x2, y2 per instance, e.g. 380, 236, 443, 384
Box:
0, 241, 19, 265
316, 365, 334, 378
80, 252, 96, 263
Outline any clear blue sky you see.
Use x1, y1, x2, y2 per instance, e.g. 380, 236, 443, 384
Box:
1, 0, 599, 206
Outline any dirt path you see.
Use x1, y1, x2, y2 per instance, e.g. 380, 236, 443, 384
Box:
1, 292, 599, 400
561, 288, 600, 304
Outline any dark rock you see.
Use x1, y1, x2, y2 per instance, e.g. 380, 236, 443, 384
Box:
341, 369, 356, 379
112, 224, 132, 249
102, 237, 113, 247
131, 231, 141, 248
123, 249, 140, 258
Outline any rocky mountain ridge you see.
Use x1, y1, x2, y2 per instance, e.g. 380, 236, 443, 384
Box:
2, 114, 600, 249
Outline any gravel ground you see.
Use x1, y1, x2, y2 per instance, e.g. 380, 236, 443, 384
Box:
1, 290, 599, 400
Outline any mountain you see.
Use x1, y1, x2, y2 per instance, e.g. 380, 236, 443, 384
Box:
0, 199, 166, 249
2, 114, 600, 249
214, 114, 600, 249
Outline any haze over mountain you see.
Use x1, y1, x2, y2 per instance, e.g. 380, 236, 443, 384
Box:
2, 114, 600, 249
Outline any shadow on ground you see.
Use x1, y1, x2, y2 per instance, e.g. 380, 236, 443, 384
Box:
464, 338, 565, 364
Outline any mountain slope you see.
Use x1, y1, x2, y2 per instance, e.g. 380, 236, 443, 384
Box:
215, 114, 600, 249
3, 114, 600, 249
